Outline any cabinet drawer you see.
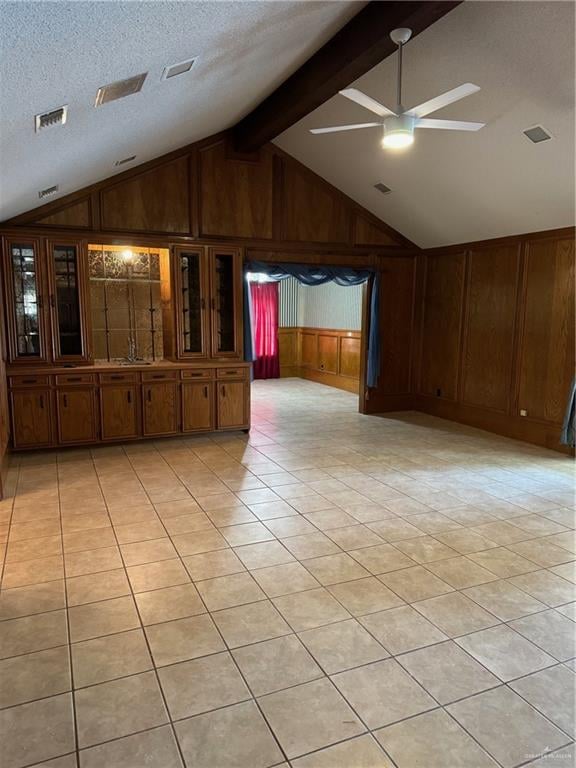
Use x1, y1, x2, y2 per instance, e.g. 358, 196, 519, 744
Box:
181, 368, 213, 380
100, 372, 138, 384
9, 375, 50, 388
55, 373, 95, 385
142, 370, 178, 381
217, 367, 248, 380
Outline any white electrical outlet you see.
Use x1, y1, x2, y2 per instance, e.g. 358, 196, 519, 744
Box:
520, 409, 528, 417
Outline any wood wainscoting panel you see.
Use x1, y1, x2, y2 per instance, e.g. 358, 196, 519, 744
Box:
461, 244, 520, 413
100, 157, 190, 233
318, 333, 338, 374
340, 335, 361, 378
199, 141, 273, 239
418, 252, 465, 401
279, 327, 361, 393
300, 331, 317, 368
517, 236, 575, 424
281, 161, 351, 244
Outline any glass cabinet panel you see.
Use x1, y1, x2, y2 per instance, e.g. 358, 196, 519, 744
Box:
180, 251, 204, 355
52, 244, 83, 356
212, 251, 237, 356
10, 243, 42, 358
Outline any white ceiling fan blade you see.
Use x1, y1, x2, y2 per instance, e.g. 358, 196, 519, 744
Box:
407, 83, 481, 118
416, 118, 485, 131
310, 122, 381, 135
339, 88, 396, 118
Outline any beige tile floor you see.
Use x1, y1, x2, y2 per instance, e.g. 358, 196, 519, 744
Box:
0, 378, 575, 768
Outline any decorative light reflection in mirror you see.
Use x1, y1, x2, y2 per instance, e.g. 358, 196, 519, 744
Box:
88, 244, 169, 362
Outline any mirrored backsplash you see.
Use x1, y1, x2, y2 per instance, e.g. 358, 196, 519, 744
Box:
88, 244, 169, 362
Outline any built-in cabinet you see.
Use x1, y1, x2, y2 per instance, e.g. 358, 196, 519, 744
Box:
3, 237, 90, 365
8, 365, 249, 450
2, 235, 249, 450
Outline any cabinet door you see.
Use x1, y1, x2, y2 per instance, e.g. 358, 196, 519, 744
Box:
173, 247, 209, 359
47, 240, 91, 363
217, 381, 247, 429
3, 239, 50, 363
10, 389, 52, 448
57, 388, 98, 444
209, 248, 242, 359
100, 386, 139, 440
142, 382, 179, 436
182, 381, 214, 432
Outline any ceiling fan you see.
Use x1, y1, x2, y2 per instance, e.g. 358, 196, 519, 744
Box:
311, 28, 485, 149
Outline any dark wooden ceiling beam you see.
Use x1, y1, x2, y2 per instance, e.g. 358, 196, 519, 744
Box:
232, 0, 462, 153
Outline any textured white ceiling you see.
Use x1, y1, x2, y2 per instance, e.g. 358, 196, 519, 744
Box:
0, 0, 360, 221
275, 1, 575, 247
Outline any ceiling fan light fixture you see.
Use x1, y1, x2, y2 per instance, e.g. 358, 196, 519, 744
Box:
382, 115, 415, 149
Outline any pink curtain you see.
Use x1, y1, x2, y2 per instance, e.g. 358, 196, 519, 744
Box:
250, 281, 280, 379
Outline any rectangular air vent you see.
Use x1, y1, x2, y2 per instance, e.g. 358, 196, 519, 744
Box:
162, 57, 197, 80
523, 125, 552, 144
374, 182, 392, 195
115, 155, 137, 167
95, 73, 147, 107
38, 185, 59, 200
35, 105, 68, 133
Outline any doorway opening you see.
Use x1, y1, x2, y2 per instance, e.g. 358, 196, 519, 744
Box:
245, 263, 380, 412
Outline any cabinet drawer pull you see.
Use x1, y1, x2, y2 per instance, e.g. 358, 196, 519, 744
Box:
110, 374, 124, 380
204, 385, 208, 398
127, 391, 132, 404
66, 376, 82, 382
221, 385, 226, 397
39, 395, 44, 409
151, 374, 165, 379
37, 295, 44, 309
63, 394, 68, 407
188, 372, 202, 377
49, 295, 55, 308
22, 378, 37, 384
147, 389, 152, 402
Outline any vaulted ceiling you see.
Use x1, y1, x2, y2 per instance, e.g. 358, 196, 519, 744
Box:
275, 1, 575, 246
0, 0, 360, 221
1, 1, 574, 248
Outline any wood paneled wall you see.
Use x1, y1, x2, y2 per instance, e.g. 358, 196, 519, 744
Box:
0, 268, 9, 497
278, 327, 361, 393
3, 134, 412, 253
414, 230, 575, 451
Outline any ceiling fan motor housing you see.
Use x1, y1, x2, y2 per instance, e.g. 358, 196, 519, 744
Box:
383, 114, 415, 147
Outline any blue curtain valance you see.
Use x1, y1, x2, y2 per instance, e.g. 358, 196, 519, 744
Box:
244, 261, 380, 388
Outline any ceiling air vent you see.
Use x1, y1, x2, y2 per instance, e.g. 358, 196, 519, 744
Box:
523, 125, 552, 144
374, 182, 392, 195
162, 57, 197, 80
115, 155, 137, 167
95, 73, 147, 107
38, 185, 59, 200
35, 105, 68, 133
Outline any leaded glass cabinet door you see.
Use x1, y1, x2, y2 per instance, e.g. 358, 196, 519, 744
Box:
173, 247, 209, 359
4, 238, 49, 363
208, 247, 242, 359
47, 240, 91, 362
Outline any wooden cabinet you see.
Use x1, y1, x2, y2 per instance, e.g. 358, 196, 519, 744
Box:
182, 381, 214, 432
143, 381, 179, 436
2, 237, 90, 365
46, 239, 91, 363
217, 379, 248, 429
100, 385, 139, 440
168, 245, 243, 362
10, 388, 52, 448
208, 248, 243, 359
56, 387, 98, 444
